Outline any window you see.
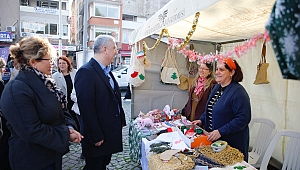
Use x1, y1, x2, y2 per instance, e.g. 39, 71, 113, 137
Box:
49, 1, 58, 9
122, 14, 137, 21
62, 2, 66, 10
95, 5, 106, 17
21, 21, 37, 33
21, 0, 29, 6
95, 26, 119, 42
36, 23, 45, 34
21, 21, 67, 36
122, 28, 133, 44
45, 23, 49, 34
41, 1, 48, 7
21, 21, 30, 32
63, 25, 68, 36
37, 0, 58, 9
50, 24, 57, 35
29, 22, 38, 33
94, 3, 120, 19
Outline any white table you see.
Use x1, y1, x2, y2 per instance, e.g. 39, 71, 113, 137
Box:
140, 138, 256, 170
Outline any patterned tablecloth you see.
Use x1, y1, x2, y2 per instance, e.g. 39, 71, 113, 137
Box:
129, 120, 158, 162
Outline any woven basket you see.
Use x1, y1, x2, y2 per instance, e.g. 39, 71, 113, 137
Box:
148, 153, 195, 170
195, 145, 244, 166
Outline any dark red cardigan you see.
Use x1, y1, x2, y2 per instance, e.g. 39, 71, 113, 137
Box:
183, 80, 217, 121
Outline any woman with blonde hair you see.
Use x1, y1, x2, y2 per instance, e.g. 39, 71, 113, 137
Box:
182, 62, 216, 121
0, 36, 83, 170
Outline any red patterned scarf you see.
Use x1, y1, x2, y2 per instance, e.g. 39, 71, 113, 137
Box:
194, 77, 207, 96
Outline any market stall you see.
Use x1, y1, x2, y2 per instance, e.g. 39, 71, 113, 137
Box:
128, 107, 256, 170
129, 0, 276, 118
128, 0, 300, 167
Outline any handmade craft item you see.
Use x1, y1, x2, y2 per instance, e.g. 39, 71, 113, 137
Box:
159, 149, 181, 161
195, 145, 244, 166
148, 153, 195, 170
135, 117, 154, 128
161, 48, 180, 85
127, 42, 146, 87
253, 41, 270, 85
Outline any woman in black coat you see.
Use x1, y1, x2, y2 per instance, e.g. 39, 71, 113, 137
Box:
0, 36, 83, 170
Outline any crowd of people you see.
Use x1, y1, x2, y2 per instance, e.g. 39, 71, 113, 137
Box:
0, 34, 251, 169
0, 35, 126, 170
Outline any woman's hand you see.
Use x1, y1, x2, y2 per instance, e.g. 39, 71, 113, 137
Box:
207, 129, 221, 141
191, 120, 202, 125
95, 140, 104, 147
69, 128, 84, 143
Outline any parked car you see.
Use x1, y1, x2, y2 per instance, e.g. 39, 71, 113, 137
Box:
112, 65, 129, 89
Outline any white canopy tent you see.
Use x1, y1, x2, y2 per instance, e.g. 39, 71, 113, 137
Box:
130, 0, 275, 44
128, 0, 300, 167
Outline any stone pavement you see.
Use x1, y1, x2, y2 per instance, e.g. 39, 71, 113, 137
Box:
62, 99, 142, 170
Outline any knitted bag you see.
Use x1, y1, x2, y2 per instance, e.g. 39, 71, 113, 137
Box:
161, 48, 180, 85
127, 43, 146, 87
253, 41, 270, 85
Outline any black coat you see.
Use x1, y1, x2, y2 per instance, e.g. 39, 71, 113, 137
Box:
75, 58, 126, 157
0, 80, 3, 139
0, 70, 76, 170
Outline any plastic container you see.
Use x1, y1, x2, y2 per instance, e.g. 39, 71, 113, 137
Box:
211, 140, 227, 152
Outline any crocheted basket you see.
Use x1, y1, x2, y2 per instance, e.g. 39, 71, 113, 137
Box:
148, 153, 195, 170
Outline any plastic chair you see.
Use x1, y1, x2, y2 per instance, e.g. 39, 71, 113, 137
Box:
260, 130, 300, 170
248, 118, 276, 168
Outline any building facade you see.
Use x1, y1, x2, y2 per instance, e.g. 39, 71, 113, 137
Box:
73, 0, 170, 66
0, 0, 20, 62
0, 0, 76, 58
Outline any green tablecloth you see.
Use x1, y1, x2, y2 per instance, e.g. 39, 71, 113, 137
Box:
129, 120, 158, 162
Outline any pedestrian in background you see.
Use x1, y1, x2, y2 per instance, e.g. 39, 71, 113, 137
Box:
0, 36, 83, 170
75, 35, 126, 170
53, 56, 80, 131
9, 58, 20, 81
0, 57, 11, 170
70, 88, 85, 159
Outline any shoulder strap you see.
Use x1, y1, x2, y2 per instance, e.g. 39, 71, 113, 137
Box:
261, 41, 266, 63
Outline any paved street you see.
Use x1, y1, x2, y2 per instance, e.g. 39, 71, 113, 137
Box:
62, 98, 142, 170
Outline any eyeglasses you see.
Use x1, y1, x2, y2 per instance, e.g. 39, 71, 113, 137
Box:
36, 58, 54, 63
198, 67, 209, 71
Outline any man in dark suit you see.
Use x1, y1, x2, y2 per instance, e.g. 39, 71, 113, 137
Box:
75, 35, 126, 170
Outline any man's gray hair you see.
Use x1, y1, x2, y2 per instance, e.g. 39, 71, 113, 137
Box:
93, 35, 115, 54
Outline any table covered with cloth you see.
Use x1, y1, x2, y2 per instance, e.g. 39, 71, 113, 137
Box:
129, 120, 158, 162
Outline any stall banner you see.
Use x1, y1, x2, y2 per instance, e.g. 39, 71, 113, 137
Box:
0, 32, 13, 42
0, 47, 10, 62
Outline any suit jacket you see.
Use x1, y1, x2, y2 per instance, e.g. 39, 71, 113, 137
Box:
52, 69, 76, 97
75, 58, 126, 157
0, 70, 76, 170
